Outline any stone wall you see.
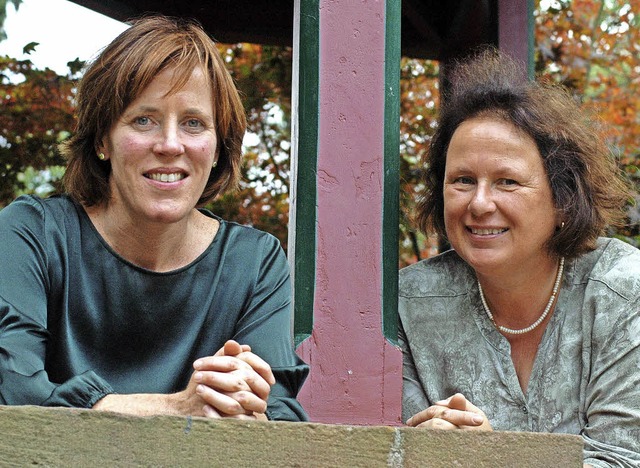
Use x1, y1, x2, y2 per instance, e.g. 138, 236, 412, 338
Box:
0, 405, 582, 466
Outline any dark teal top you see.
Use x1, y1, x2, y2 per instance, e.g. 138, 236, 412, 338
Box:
0, 195, 308, 421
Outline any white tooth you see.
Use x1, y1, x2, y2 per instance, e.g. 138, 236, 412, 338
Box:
148, 172, 184, 182
473, 228, 504, 235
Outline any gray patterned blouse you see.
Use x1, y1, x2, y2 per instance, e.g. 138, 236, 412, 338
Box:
399, 237, 640, 467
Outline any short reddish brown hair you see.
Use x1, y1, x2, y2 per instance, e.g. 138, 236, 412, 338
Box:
61, 15, 247, 206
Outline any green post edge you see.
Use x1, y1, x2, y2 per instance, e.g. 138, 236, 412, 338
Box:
293, 0, 320, 347
527, 0, 535, 79
382, 0, 401, 345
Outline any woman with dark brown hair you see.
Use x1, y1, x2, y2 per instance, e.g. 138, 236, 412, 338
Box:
0, 15, 307, 421
400, 48, 639, 465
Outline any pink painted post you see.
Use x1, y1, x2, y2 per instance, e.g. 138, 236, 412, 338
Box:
498, 0, 533, 70
295, 1, 403, 425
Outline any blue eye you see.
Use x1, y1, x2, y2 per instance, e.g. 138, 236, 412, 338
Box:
186, 119, 203, 128
135, 116, 150, 126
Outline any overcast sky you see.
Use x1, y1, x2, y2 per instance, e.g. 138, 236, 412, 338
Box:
0, 0, 128, 75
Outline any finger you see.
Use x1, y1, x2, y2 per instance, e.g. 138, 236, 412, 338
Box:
447, 393, 469, 411
194, 370, 253, 393
223, 390, 268, 414
434, 393, 471, 412
230, 368, 271, 401
233, 352, 276, 386
440, 409, 485, 427
203, 406, 251, 419
196, 384, 246, 416
194, 354, 275, 390
434, 393, 465, 407
406, 404, 447, 427
196, 382, 268, 415
212, 340, 251, 358
416, 417, 458, 430
195, 368, 271, 401
194, 355, 252, 372
224, 412, 258, 421
202, 404, 222, 419
223, 340, 243, 356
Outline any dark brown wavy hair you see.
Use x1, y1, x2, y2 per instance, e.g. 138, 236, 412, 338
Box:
60, 15, 247, 207
416, 47, 632, 259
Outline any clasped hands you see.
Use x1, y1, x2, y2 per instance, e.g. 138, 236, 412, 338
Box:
406, 393, 493, 431
177, 339, 275, 420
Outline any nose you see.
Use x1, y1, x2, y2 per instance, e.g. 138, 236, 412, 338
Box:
468, 182, 496, 216
153, 122, 184, 157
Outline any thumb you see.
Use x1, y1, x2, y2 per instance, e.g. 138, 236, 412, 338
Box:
223, 340, 243, 356
447, 393, 469, 411
222, 340, 252, 356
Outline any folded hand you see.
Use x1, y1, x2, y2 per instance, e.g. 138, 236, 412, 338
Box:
406, 393, 493, 431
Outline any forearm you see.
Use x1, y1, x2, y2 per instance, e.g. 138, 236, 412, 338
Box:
92, 392, 191, 417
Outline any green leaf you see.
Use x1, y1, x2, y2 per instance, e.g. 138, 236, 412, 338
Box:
22, 41, 39, 55
67, 58, 85, 75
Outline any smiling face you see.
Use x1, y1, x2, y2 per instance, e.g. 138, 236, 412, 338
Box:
443, 116, 559, 277
99, 66, 217, 226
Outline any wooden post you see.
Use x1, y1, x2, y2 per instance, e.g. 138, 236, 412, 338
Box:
498, 0, 535, 76
289, 0, 402, 425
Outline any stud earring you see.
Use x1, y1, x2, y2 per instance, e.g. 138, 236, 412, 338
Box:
212, 160, 218, 168
98, 152, 106, 161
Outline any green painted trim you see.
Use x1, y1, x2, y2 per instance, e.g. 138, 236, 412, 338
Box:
527, 0, 535, 79
293, 0, 319, 347
382, 0, 401, 345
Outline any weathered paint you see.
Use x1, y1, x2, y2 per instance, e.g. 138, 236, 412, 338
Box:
294, 0, 403, 425
290, 0, 534, 425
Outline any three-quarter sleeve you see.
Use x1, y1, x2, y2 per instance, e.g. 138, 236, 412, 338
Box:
230, 233, 309, 421
582, 295, 640, 467
0, 196, 113, 407
398, 314, 430, 424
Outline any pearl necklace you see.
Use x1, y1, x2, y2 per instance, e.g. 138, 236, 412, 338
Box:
478, 257, 565, 335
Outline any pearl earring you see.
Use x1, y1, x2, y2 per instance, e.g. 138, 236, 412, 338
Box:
98, 152, 106, 161
212, 160, 218, 168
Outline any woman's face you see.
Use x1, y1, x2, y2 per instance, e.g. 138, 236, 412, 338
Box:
99, 66, 217, 225
443, 116, 558, 277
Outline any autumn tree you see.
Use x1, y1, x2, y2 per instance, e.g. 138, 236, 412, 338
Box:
399, 0, 640, 264
0, 49, 79, 204
207, 44, 292, 248
0, 0, 21, 40
0, 40, 294, 247
1, 0, 638, 257
398, 58, 440, 264
535, 0, 640, 246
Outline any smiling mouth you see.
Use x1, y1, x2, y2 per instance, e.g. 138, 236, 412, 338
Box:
469, 227, 508, 235
145, 173, 186, 183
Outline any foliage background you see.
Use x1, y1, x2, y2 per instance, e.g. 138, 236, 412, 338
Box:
1, 0, 638, 265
